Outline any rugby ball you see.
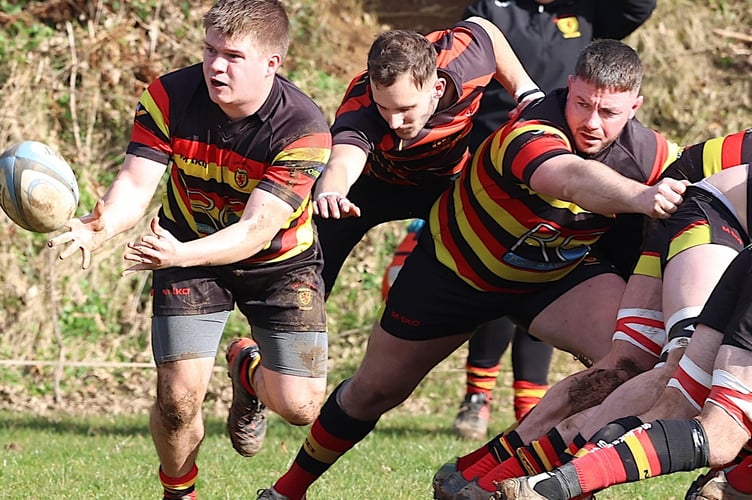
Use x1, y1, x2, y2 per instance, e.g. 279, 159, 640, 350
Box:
0, 140, 79, 233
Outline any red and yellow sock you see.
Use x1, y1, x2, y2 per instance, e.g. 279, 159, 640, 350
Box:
477, 456, 526, 491
529, 419, 710, 499
559, 433, 587, 464
465, 362, 500, 399
160, 463, 198, 500
513, 380, 548, 421
457, 430, 524, 480
239, 353, 261, 395
516, 428, 567, 474
273, 382, 378, 500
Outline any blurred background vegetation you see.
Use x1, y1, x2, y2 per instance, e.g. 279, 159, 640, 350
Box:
0, 0, 749, 416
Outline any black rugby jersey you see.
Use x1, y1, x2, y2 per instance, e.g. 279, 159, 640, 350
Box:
127, 63, 331, 264
428, 89, 681, 291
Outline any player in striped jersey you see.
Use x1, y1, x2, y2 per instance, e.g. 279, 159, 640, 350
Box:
48, 1, 331, 498
497, 187, 752, 497
258, 39, 688, 500
312, 10, 543, 448
313, 17, 541, 296
448, 131, 752, 499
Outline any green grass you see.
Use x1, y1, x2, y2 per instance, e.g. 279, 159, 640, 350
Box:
0, 408, 703, 499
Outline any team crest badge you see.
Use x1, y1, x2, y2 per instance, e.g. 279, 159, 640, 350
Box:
297, 287, 314, 310
556, 16, 581, 39
234, 168, 249, 188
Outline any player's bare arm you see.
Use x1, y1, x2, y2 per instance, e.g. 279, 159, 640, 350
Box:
313, 143, 367, 219
530, 154, 689, 218
122, 188, 294, 275
465, 16, 543, 106
47, 154, 165, 269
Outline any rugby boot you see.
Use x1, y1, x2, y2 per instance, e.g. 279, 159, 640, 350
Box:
256, 487, 306, 500
433, 461, 457, 494
686, 470, 752, 500
226, 338, 267, 457
434, 470, 474, 500
494, 477, 547, 500
453, 393, 491, 440
454, 479, 502, 500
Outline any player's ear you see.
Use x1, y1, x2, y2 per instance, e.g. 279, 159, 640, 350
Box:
629, 95, 644, 119
432, 77, 446, 99
266, 53, 282, 75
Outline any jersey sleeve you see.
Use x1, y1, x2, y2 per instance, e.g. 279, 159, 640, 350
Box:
127, 78, 173, 165
257, 119, 332, 212
659, 129, 752, 182
493, 121, 573, 184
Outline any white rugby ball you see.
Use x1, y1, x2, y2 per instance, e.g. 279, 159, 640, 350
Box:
0, 140, 79, 233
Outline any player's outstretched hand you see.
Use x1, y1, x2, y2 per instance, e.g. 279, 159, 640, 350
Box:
47, 198, 108, 270
122, 215, 181, 276
313, 192, 362, 219
642, 178, 690, 219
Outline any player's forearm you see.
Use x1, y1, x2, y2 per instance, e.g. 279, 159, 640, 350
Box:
467, 16, 539, 100
98, 180, 157, 239
99, 155, 165, 239
556, 159, 650, 215
176, 217, 279, 267
314, 144, 367, 198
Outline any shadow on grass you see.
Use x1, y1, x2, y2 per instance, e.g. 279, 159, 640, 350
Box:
0, 409, 478, 442
0, 411, 228, 438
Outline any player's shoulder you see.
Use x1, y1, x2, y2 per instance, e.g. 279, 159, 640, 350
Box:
269, 75, 329, 128
151, 63, 204, 99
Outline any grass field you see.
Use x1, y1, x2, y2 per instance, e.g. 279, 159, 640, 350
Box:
0, 408, 702, 499
0, 344, 707, 499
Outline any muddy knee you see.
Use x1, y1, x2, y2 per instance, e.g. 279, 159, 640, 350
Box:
276, 398, 320, 425
156, 391, 202, 431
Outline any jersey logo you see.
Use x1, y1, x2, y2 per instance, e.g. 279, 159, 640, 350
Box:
234, 168, 249, 188
555, 16, 582, 39
297, 287, 314, 311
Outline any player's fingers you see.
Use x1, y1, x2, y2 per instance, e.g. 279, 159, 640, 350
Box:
121, 264, 145, 277
139, 235, 161, 249
81, 247, 92, 270
58, 242, 82, 261
314, 198, 330, 218
338, 198, 353, 214
327, 198, 342, 219
47, 232, 74, 248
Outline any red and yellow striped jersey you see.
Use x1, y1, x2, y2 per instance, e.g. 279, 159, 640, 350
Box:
660, 128, 752, 182
127, 64, 331, 265
428, 89, 682, 291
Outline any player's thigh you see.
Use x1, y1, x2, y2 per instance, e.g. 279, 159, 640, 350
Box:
343, 322, 472, 420
152, 311, 230, 407
154, 356, 218, 409
530, 273, 626, 362
251, 325, 328, 414
662, 243, 739, 319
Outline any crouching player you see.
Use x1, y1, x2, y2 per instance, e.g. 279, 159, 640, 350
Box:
497, 232, 752, 499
